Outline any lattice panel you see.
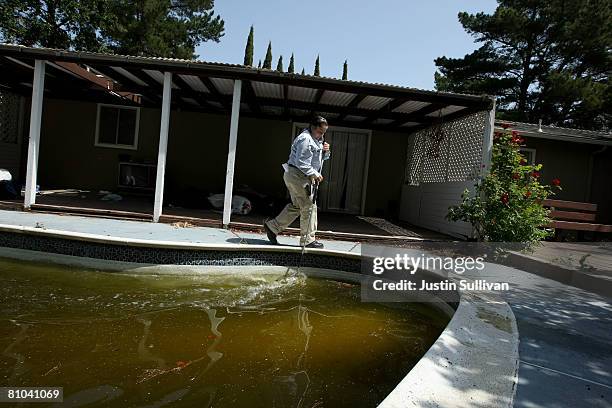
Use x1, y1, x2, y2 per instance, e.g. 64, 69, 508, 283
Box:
0, 90, 20, 144
405, 111, 488, 185
447, 111, 487, 181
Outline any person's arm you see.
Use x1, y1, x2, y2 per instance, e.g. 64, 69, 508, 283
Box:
294, 137, 321, 178
322, 141, 330, 161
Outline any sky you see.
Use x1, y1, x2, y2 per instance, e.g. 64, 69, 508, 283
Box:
195, 0, 498, 91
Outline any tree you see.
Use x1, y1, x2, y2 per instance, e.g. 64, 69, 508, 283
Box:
314, 55, 320, 76
0, 0, 114, 52
434, 0, 611, 130
288, 53, 295, 73
263, 41, 273, 69
342, 59, 348, 80
243, 25, 254, 66
301, 67, 305, 75
0, 0, 226, 59
276, 55, 283, 72
257, 59, 261, 69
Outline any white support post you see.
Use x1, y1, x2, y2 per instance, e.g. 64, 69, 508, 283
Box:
153, 71, 172, 222
222, 80, 242, 227
480, 99, 496, 179
24, 60, 46, 209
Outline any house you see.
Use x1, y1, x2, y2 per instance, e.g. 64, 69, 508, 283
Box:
0, 44, 495, 240
496, 120, 612, 225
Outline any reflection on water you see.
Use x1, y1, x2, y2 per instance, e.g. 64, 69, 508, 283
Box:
0, 258, 449, 407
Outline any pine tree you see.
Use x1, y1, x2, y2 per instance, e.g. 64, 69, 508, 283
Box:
435, 1, 611, 130
276, 55, 283, 72
0, 0, 225, 59
263, 41, 273, 69
342, 60, 348, 80
288, 53, 295, 73
243, 25, 254, 66
301, 68, 305, 75
314, 55, 320, 76
257, 60, 261, 69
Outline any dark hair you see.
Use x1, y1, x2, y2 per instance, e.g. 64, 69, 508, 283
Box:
310, 115, 328, 128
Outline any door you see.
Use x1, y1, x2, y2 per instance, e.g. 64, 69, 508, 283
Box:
292, 124, 370, 214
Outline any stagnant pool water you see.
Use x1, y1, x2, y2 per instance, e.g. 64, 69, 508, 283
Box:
0, 257, 449, 407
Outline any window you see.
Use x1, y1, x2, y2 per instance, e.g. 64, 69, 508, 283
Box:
95, 104, 140, 149
519, 148, 536, 165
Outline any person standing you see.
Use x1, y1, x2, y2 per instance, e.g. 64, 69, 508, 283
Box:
264, 116, 330, 248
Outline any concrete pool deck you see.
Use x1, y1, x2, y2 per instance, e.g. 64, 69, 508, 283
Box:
0, 209, 610, 407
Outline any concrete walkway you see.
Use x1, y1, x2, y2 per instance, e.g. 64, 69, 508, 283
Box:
0, 209, 361, 253
0, 209, 610, 407
475, 263, 612, 407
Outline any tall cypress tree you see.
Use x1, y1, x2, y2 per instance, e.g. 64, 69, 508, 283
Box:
243, 25, 254, 66
288, 53, 295, 73
342, 60, 348, 80
301, 67, 305, 75
257, 60, 261, 69
276, 55, 283, 72
263, 41, 273, 69
314, 55, 320, 76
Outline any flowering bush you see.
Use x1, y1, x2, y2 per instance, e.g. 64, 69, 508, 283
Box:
447, 125, 561, 242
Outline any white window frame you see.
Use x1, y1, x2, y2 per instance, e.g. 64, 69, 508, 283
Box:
519, 147, 536, 165
94, 103, 140, 150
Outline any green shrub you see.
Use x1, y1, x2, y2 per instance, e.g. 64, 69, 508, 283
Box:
447, 125, 561, 242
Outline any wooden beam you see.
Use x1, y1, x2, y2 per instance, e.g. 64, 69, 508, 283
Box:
242, 80, 261, 114
199, 76, 231, 111
172, 73, 223, 113
337, 94, 367, 121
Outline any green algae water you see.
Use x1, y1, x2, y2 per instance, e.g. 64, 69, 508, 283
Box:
0, 258, 449, 408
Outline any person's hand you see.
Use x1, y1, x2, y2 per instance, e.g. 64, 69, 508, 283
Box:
312, 175, 324, 183
323, 142, 330, 152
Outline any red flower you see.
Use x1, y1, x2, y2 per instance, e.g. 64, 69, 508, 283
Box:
525, 191, 532, 198
520, 158, 527, 165
501, 123, 511, 129
501, 193, 509, 204
512, 130, 519, 136
512, 173, 520, 180
531, 171, 540, 178
552, 178, 561, 186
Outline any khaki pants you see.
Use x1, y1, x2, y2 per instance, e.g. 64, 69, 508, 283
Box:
266, 167, 317, 246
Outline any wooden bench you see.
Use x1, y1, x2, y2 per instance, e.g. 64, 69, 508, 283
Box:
543, 199, 612, 233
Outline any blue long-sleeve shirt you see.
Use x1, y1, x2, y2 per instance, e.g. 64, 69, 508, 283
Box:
287, 129, 330, 178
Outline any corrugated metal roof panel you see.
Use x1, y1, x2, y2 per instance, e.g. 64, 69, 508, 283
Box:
426, 105, 466, 117
179, 74, 209, 92
318, 111, 339, 119
181, 97, 199, 105
288, 86, 317, 102
400, 121, 420, 127
393, 100, 430, 113
372, 118, 394, 125
208, 101, 224, 109
110, 66, 148, 87
252, 81, 283, 99
358, 95, 392, 110
0, 44, 494, 102
290, 108, 310, 117
319, 91, 356, 106
143, 69, 179, 88
262, 106, 284, 115
344, 115, 367, 121
209, 77, 234, 94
